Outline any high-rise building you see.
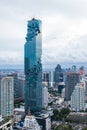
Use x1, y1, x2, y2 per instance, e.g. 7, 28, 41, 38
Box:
81, 77, 87, 101
54, 64, 63, 86
43, 70, 54, 87
61, 88, 65, 98
79, 66, 85, 78
71, 81, 85, 111
65, 72, 80, 101
18, 76, 25, 99
8, 73, 19, 100
42, 86, 48, 108
24, 18, 42, 113
0, 77, 14, 117
50, 70, 54, 87
84, 77, 87, 94
58, 82, 65, 94
42, 71, 50, 86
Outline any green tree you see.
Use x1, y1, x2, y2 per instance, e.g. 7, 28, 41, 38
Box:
53, 109, 60, 120
60, 108, 70, 118
54, 124, 74, 130
52, 108, 70, 121
53, 109, 59, 115
82, 128, 87, 130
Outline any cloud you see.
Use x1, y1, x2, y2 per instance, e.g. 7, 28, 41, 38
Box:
0, 51, 23, 64
42, 35, 87, 65
0, 0, 87, 67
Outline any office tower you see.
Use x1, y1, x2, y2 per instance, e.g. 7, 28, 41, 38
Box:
71, 81, 85, 111
65, 72, 80, 101
18, 76, 25, 99
24, 18, 42, 113
13, 73, 18, 99
72, 65, 76, 72
8, 73, 19, 100
79, 66, 85, 78
42, 71, 50, 86
0, 77, 14, 117
54, 64, 63, 86
58, 82, 65, 94
43, 70, 54, 87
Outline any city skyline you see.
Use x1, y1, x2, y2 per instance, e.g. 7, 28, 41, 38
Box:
0, 0, 87, 68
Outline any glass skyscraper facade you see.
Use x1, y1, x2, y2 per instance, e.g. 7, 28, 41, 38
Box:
24, 18, 42, 113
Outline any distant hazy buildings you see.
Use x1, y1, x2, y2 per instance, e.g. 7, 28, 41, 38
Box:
43, 70, 54, 87
0, 77, 14, 117
50, 70, 54, 87
79, 66, 85, 79
24, 18, 42, 113
72, 65, 77, 72
71, 81, 85, 111
79, 66, 85, 75
42, 72, 50, 86
58, 82, 65, 94
65, 72, 80, 101
54, 64, 63, 86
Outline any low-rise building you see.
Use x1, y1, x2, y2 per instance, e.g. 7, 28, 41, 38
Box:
36, 113, 51, 130
14, 108, 25, 123
23, 115, 40, 130
67, 112, 87, 123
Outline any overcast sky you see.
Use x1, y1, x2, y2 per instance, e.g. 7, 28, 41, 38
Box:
0, 0, 87, 67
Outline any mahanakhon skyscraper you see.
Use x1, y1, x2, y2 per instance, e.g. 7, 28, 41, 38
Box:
24, 18, 42, 113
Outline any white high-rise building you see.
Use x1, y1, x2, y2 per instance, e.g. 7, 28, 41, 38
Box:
61, 88, 65, 98
0, 77, 14, 117
50, 70, 54, 87
43, 86, 48, 108
71, 81, 85, 111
